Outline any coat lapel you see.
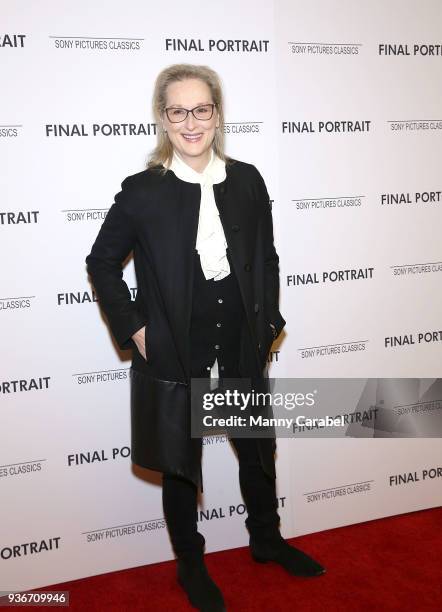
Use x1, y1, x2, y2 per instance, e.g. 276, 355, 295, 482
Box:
166, 177, 201, 379
213, 169, 258, 346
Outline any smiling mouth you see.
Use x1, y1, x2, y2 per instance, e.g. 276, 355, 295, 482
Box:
182, 133, 203, 142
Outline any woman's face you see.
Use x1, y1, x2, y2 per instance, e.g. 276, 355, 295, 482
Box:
163, 78, 219, 172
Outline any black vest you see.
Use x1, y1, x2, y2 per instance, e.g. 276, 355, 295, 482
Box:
189, 248, 245, 378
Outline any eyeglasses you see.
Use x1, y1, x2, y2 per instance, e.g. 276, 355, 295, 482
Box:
164, 103, 216, 123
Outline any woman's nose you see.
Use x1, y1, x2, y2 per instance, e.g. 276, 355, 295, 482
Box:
184, 112, 197, 130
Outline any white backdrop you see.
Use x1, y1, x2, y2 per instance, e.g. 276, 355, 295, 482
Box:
1, 0, 441, 593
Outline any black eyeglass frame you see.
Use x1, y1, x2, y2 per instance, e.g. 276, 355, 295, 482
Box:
163, 103, 216, 123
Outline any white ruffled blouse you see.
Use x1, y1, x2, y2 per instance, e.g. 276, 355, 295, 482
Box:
168, 148, 230, 281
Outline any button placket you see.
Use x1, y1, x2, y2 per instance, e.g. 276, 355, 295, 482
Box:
216, 294, 224, 373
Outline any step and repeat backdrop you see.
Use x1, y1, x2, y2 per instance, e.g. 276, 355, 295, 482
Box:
2, 0, 441, 594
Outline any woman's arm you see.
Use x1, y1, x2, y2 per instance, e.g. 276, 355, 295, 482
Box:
254, 167, 286, 339
85, 177, 148, 351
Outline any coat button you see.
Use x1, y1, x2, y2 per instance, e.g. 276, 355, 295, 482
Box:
215, 344, 220, 350
254, 303, 259, 313
244, 263, 251, 271
258, 342, 262, 349
220, 185, 226, 195
232, 224, 240, 232
218, 298, 223, 303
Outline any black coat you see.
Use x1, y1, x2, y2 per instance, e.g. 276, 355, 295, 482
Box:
85, 158, 286, 489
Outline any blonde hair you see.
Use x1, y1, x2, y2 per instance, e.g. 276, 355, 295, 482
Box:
147, 63, 233, 172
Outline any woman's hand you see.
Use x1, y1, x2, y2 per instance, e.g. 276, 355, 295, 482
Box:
132, 326, 147, 360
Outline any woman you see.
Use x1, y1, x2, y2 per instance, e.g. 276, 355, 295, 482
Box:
86, 63, 325, 611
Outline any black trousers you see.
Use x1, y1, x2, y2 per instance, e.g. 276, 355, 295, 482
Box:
165, 252, 281, 556
162, 436, 281, 557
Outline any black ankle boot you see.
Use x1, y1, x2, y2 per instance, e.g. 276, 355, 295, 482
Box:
176, 534, 225, 611
250, 533, 326, 578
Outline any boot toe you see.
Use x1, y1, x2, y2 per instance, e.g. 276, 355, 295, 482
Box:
177, 561, 226, 611
251, 539, 326, 578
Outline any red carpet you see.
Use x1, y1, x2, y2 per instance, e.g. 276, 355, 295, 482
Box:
40, 507, 441, 610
